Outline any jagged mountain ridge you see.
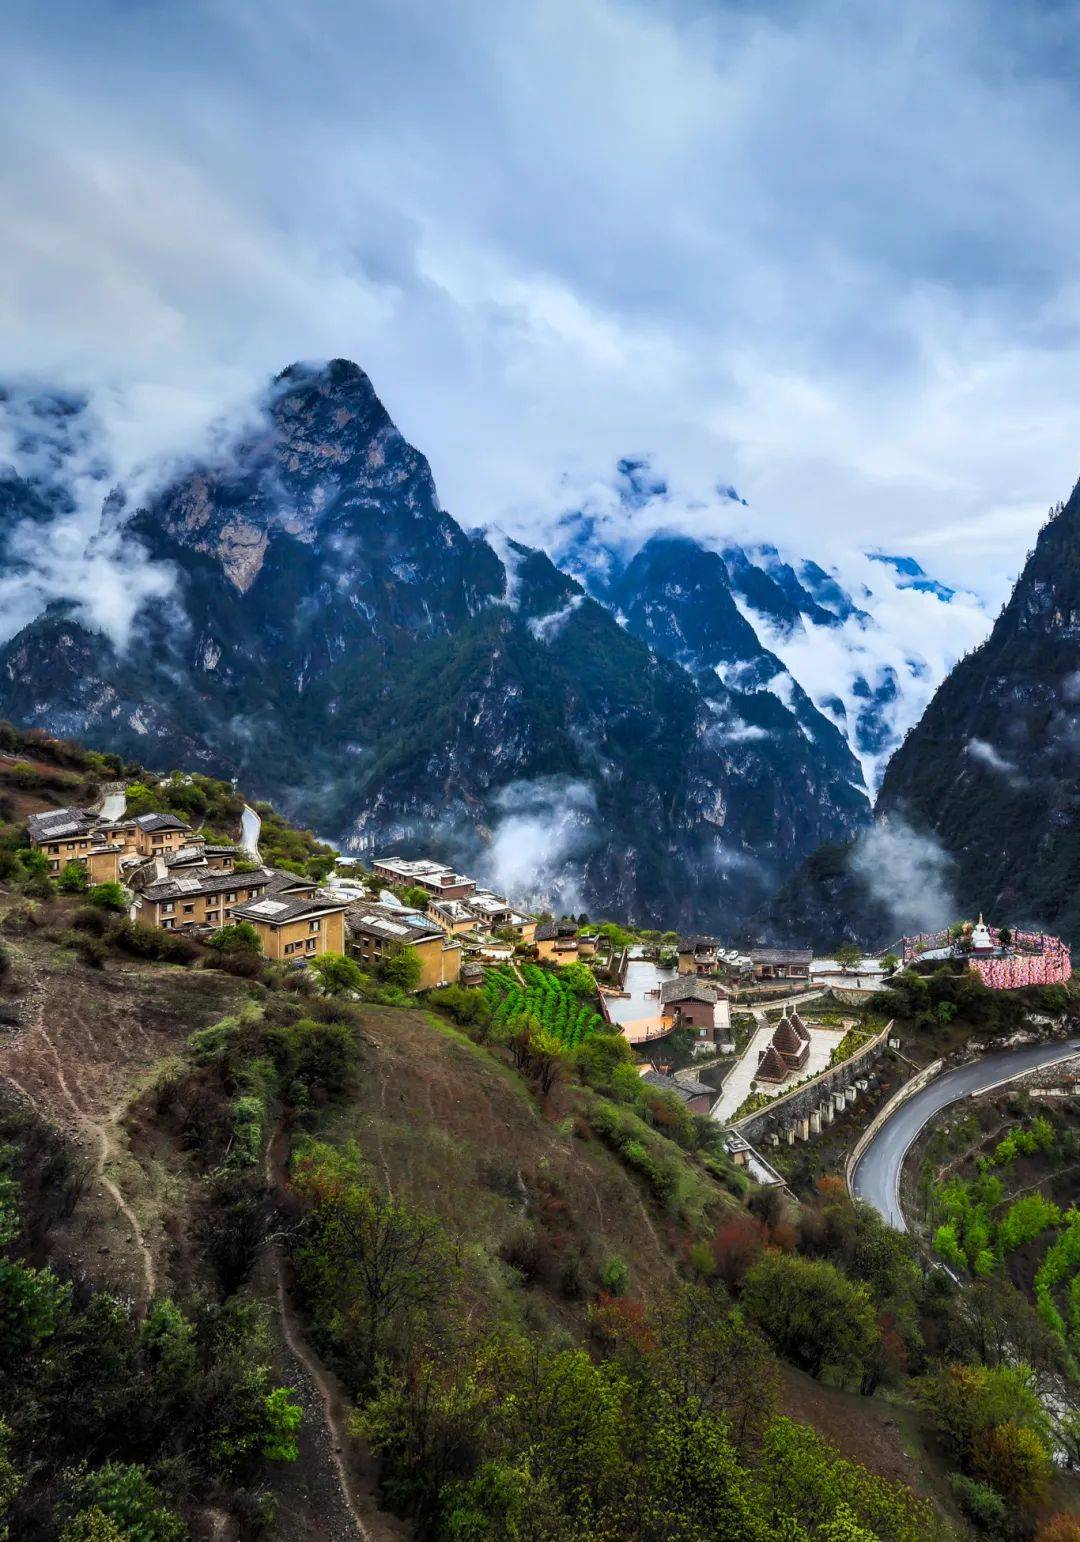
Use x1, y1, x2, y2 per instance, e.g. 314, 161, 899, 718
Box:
878, 484, 1080, 939
556, 509, 919, 783
0, 360, 869, 928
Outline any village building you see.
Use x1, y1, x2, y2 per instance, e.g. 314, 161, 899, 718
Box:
27, 806, 196, 881
788, 1009, 811, 1044
902, 918, 1071, 990
164, 840, 238, 873
658, 978, 731, 1046
427, 898, 478, 935
82, 843, 125, 883
754, 1042, 790, 1083
133, 866, 314, 933
345, 902, 462, 990
577, 931, 598, 957
231, 891, 349, 961
460, 960, 485, 988
970, 914, 995, 955
749, 946, 812, 983
534, 920, 580, 963
769, 1014, 810, 1071
371, 856, 476, 901
638, 1068, 715, 1116
27, 808, 101, 870
677, 936, 721, 975
464, 889, 513, 930
94, 812, 194, 861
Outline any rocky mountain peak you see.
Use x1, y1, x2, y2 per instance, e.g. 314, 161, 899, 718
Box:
0, 359, 871, 929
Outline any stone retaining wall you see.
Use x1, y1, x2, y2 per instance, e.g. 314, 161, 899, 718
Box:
727, 1022, 893, 1148
829, 985, 881, 1007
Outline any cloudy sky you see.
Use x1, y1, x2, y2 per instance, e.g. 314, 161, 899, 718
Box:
4, 0, 1080, 616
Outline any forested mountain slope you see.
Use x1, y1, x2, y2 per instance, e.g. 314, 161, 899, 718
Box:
0, 731, 1077, 1536
880, 485, 1080, 938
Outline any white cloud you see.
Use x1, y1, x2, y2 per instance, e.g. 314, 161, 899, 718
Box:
0, 0, 1078, 619
851, 817, 957, 937
479, 776, 599, 914
528, 595, 583, 642
965, 736, 1025, 784
743, 551, 990, 787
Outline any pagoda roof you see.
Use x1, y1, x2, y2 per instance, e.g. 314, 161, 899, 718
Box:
771, 1017, 805, 1057
755, 1043, 790, 1083
788, 1009, 811, 1042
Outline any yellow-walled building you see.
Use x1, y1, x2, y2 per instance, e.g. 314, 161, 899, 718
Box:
233, 892, 349, 960
345, 903, 462, 990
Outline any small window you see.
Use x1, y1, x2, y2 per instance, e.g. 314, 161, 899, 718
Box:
162, 902, 174, 914
182, 904, 194, 915
227, 892, 236, 903
309, 919, 321, 932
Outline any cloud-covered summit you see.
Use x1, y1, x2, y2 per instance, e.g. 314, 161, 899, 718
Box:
3, 0, 1079, 613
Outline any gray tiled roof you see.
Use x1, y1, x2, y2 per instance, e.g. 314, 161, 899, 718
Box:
535, 921, 577, 942
133, 812, 192, 832
640, 1071, 711, 1105
345, 903, 443, 944
659, 978, 719, 1006
234, 891, 348, 924
750, 946, 813, 965
140, 865, 314, 904
27, 807, 97, 841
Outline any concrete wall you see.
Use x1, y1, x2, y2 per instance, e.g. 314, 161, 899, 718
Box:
843, 1058, 943, 1193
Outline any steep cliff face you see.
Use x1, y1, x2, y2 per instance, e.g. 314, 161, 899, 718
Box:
602, 535, 861, 786
0, 360, 870, 926
879, 485, 1080, 938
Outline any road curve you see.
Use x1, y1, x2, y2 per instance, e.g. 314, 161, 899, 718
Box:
851, 1037, 1080, 1230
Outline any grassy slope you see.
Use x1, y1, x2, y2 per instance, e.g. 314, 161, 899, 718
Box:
1, 732, 1051, 1535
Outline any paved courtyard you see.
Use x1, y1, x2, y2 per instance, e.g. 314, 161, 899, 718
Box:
712, 1020, 846, 1123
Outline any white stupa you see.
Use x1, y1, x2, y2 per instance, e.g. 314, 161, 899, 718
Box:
970, 914, 995, 954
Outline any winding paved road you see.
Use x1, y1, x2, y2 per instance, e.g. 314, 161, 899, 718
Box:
851, 1037, 1080, 1230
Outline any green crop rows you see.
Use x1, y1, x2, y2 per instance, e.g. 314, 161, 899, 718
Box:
482, 962, 607, 1050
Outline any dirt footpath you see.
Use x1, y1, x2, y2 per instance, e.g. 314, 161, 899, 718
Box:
0, 933, 241, 1301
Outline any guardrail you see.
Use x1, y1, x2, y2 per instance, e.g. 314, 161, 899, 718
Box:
843, 1058, 943, 1194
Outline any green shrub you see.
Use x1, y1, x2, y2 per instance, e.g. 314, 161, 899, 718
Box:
64, 1462, 184, 1541
742, 1253, 880, 1386
111, 921, 200, 964
19, 847, 49, 877
947, 1471, 1008, 1533
9, 761, 41, 790
309, 952, 364, 996
266, 1016, 356, 1104
88, 882, 127, 913
600, 1255, 629, 1296
933, 1223, 967, 1272
998, 1194, 1061, 1254
207, 921, 261, 955
58, 861, 89, 894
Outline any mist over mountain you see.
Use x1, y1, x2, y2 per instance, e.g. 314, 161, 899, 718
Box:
543, 464, 988, 788
878, 480, 1080, 941
0, 360, 871, 929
